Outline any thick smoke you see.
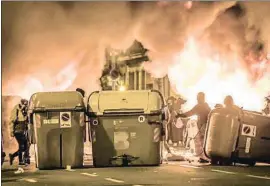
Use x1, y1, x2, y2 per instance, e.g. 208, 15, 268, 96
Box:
2, 2, 135, 97
2, 1, 270, 98
244, 2, 270, 53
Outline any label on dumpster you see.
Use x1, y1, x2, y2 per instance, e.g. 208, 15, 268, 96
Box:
43, 119, 59, 124
130, 132, 137, 139
138, 115, 145, 123
60, 112, 71, 128
241, 124, 256, 137
114, 131, 130, 150
245, 137, 251, 153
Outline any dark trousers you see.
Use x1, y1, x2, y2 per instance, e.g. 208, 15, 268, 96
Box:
11, 132, 29, 163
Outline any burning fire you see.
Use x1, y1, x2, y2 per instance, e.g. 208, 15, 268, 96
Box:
184, 1, 193, 9
3, 35, 269, 113
168, 37, 270, 112
3, 62, 78, 99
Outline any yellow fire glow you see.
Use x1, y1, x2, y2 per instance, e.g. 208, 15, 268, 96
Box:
119, 86, 126, 92
168, 37, 270, 112
4, 62, 78, 100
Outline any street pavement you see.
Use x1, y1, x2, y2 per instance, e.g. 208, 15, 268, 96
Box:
2, 143, 270, 186
2, 159, 270, 186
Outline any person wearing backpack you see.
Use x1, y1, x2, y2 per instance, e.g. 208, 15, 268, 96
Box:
9, 99, 30, 166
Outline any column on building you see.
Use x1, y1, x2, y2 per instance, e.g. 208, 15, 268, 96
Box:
127, 65, 147, 90
125, 66, 129, 89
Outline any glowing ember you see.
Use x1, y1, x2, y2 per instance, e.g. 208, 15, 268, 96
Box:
168, 37, 270, 112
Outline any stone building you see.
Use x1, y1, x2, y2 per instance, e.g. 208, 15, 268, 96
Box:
100, 40, 176, 101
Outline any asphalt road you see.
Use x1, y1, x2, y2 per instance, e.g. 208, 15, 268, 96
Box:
2, 162, 270, 186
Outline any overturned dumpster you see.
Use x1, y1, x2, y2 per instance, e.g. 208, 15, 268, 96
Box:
204, 107, 270, 166
28, 91, 86, 170
87, 90, 165, 167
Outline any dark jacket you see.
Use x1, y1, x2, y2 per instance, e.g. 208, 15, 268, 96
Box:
10, 104, 28, 135
176, 102, 211, 128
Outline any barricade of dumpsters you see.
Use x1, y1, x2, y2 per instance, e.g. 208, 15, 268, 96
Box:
27, 90, 270, 169
28, 90, 166, 169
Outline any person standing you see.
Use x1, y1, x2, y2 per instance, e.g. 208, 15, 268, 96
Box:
162, 103, 173, 156
176, 92, 211, 163
173, 97, 187, 146
166, 97, 184, 147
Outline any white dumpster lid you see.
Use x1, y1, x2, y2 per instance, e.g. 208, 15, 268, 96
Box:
88, 90, 164, 115
29, 91, 85, 111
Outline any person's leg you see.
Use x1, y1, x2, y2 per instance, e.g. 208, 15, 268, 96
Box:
23, 137, 31, 164
198, 132, 209, 163
164, 140, 172, 154
16, 133, 25, 165
9, 133, 21, 165
167, 124, 173, 144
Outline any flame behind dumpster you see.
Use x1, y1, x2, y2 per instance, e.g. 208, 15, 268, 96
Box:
167, 37, 270, 111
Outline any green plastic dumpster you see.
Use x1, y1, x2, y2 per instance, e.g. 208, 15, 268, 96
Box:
87, 90, 165, 167
28, 91, 86, 170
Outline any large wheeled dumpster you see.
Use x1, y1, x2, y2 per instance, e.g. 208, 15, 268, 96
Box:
28, 91, 86, 170
87, 90, 165, 167
204, 107, 270, 166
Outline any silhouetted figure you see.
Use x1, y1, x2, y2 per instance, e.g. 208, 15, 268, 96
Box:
177, 92, 211, 129
223, 95, 242, 114
176, 92, 211, 163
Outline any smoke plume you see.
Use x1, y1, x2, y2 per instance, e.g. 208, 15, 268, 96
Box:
2, 1, 270, 99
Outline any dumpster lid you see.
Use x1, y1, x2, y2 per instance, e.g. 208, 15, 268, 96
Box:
88, 90, 164, 115
29, 91, 85, 111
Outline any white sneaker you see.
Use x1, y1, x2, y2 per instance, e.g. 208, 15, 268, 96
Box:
14, 167, 24, 174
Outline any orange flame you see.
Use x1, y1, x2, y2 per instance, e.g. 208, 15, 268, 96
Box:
184, 1, 193, 9
168, 37, 270, 112
3, 62, 78, 100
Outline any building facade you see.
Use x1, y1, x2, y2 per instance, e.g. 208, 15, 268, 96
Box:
101, 40, 175, 101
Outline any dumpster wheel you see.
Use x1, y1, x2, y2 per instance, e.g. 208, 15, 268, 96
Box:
248, 160, 256, 167
110, 154, 139, 167
219, 159, 233, 166
210, 157, 219, 166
